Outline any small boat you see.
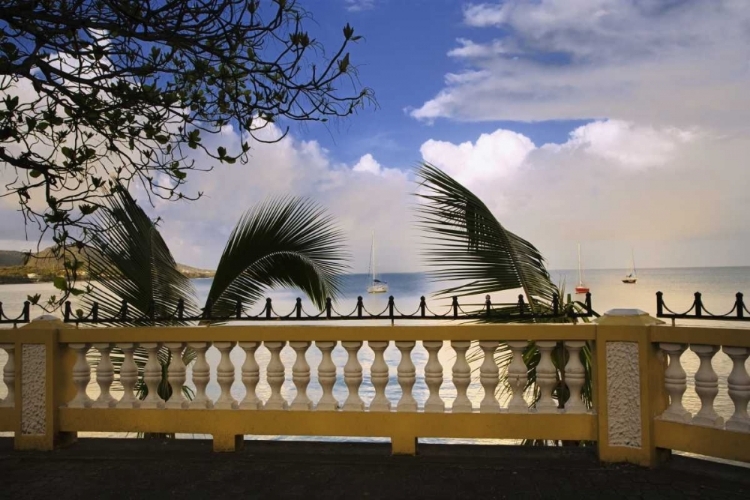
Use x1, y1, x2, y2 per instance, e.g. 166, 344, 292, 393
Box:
575, 243, 589, 294
367, 232, 388, 294
622, 249, 637, 284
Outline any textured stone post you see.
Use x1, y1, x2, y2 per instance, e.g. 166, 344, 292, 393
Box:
15, 317, 77, 450
595, 309, 666, 467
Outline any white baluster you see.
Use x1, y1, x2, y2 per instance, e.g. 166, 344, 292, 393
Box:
659, 343, 691, 423
290, 341, 313, 411
238, 342, 261, 410
451, 341, 472, 413
214, 341, 238, 410
0, 344, 15, 408
116, 343, 139, 409
264, 341, 288, 410
165, 342, 189, 409
479, 341, 500, 413
92, 343, 116, 408
535, 341, 558, 413
691, 344, 723, 428
507, 341, 529, 413
368, 341, 391, 412
140, 343, 165, 409
396, 341, 417, 412
66, 343, 93, 408
423, 341, 444, 413
188, 342, 213, 409
316, 341, 338, 411
564, 341, 587, 414
342, 341, 364, 411
723, 346, 750, 432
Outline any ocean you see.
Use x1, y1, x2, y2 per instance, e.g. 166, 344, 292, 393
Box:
1, 267, 749, 443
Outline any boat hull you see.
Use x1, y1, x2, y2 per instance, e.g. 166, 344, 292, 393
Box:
622, 278, 637, 284
367, 285, 388, 294
575, 286, 589, 294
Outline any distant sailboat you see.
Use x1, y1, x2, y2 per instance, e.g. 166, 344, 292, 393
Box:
575, 243, 590, 294
622, 249, 637, 284
367, 232, 388, 294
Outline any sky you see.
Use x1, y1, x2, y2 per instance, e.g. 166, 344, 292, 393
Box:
2, 0, 750, 273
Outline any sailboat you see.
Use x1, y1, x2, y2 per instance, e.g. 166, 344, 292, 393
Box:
622, 249, 637, 284
367, 232, 388, 294
575, 243, 590, 294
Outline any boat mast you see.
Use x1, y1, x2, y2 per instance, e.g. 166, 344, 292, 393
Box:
371, 231, 376, 284
577, 243, 584, 286
631, 248, 636, 277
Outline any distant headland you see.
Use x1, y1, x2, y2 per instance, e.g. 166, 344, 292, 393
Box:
0, 248, 215, 284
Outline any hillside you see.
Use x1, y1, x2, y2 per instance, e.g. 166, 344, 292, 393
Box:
0, 250, 29, 267
0, 246, 215, 283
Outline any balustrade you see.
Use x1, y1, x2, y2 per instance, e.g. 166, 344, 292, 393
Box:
654, 342, 750, 434
0, 343, 15, 407
55, 338, 597, 414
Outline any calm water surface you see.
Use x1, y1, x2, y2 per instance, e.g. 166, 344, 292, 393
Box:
1, 267, 749, 443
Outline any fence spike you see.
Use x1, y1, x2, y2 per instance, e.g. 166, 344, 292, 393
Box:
357, 296, 364, 318
694, 292, 703, 318
420, 296, 426, 318
736, 292, 744, 319
64, 301, 72, 322
656, 291, 663, 317
296, 298, 302, 319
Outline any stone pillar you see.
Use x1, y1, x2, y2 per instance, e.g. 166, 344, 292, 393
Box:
15, 316, 77, 451
595, 309, 666, 467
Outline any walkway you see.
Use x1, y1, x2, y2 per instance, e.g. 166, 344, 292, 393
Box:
1, 439, 748, 499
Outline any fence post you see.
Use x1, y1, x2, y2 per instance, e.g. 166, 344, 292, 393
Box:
594, 309, 668, 467
14, 316, 77, 451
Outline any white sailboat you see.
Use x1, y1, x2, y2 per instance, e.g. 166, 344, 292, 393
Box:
575, 243, 590, 294
622, 249, 637, 284
367, 232, 388, 294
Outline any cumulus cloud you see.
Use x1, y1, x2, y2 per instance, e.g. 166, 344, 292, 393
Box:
411, 1, 750, 130
418, 120, 750, 269
420, 129, 534, 185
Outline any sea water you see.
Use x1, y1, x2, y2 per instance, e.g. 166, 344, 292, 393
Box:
1, 267, 749, 443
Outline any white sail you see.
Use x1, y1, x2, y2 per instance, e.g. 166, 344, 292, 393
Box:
623, 248, 637, 284
367, 232, 388, 294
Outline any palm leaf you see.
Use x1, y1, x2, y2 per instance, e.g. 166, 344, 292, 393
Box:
414, 162, 558, 314
83, 185, 200, 322
206, 197, 349, 318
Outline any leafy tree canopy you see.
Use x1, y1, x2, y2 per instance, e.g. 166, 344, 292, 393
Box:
0, 0, 372, 301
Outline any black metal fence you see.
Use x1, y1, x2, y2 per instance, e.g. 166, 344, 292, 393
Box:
0, 301, 30, 325
0, 293, 594, 326
59, 293, 594, 325
656, 291, 749, 322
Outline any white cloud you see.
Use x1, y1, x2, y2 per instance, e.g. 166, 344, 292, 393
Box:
543, 120, 698, 169
420, 129, 534, 186
345, 0, 375, 12
447, 38, 509, 59
418, 120, 750, 269
412, 1, 750, 130
139, 126, 416, 273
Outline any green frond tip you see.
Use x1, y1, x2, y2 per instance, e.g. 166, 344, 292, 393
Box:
207, 196, 350, 317
414, 162, 559, 315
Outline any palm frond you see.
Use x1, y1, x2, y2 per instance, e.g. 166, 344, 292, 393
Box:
206, 197, 349, 317
414, 163, 558, 314
83, 185, 200, 322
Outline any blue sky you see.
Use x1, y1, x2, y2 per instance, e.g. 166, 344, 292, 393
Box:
2, 0, 750, 272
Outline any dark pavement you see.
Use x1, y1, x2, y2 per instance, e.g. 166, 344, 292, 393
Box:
1, 438, 748, 499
